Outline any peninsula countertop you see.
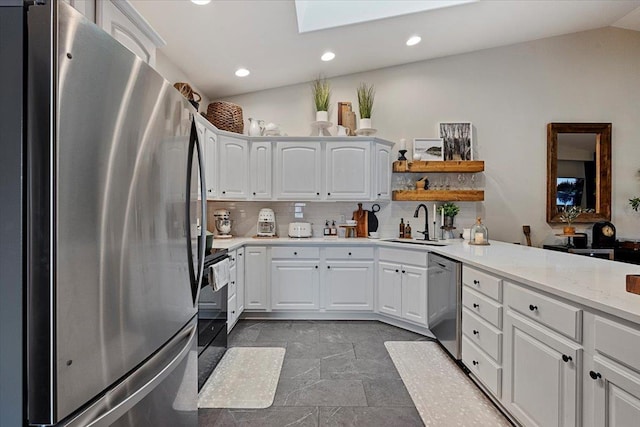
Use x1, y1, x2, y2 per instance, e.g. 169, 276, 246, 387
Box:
212, 236, 640, 325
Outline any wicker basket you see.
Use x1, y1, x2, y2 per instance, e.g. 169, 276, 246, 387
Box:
206, 102, 244, 134
173, 82, 201, 109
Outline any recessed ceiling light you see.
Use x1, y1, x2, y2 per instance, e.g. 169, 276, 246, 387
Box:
321, 51, 335, 62
406, 36, 422, 46
191, 0, 211, 5
235, 68, 250, 77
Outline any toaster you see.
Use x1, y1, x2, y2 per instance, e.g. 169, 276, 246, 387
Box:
288, 222, 312, 238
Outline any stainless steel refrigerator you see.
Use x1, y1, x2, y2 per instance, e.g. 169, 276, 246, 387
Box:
0, 1, 206, 425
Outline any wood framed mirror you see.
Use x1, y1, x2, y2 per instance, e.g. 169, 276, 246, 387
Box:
547, 123, 611, 223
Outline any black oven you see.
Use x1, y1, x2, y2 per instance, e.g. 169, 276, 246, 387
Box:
197, 248, 229, 390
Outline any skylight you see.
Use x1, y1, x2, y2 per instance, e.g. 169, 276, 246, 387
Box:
295, 0, 477, 33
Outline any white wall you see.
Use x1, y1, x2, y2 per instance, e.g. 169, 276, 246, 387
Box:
155, 50, 211, 115
220, 27, 640, 246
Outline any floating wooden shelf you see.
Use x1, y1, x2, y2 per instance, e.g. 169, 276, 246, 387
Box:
392, 190, 484, 202
392, 160, 484, 173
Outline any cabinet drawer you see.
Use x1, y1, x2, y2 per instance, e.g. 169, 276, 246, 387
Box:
504, 282, 582, 342
462, 266, 502, 302
462, 335, 502, 398
594, 316, 640, 372
324, 246, 374, 260
271, 246, 320, 259
379, 248, 427, 266
462, 286, 502, 329
462, 308, 502, 363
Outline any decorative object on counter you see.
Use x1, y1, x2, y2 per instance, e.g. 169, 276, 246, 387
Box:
627, 275, 640, 295
368, 231, 379, 239
353, 203, 368, 237
399, 218, 405, 238
324, 220, 331, 237
415, 176, 429, 190
522, 225, 532, 246
288, 222, 313, 238
367, 204, 381, 233
339, 224, 357, 238
413, 138, 444, 161
357, 82, 375, 130
439, 122, 472, 161
405, 222, 412, 239
248, 118, 265, 136
337, 102, 351, 125
263, 122, 281, 136
312, 76, 331, 122
338, 102, 357, 136
441, 202, 459, 240
336, 125, 349, 136
331, 220, 338, 236
257, 208, 277, 237
558, 205, 588, 235
212, 209, 233, 238
173, 82, 201, 109
397, 138, 408, 160
462, 228, 471, 240
592, 221, 616, 248
310, 120, 332, 136
469, 217, 490, 245
206, 101, 244, 134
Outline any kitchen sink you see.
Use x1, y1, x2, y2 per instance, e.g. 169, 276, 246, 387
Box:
384, 239, 450, 246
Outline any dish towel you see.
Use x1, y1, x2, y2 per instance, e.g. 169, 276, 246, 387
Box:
210, 258, 230, 291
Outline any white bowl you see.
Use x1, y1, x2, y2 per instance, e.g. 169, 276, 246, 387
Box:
369, 232, 379, 238
346, 220, 357, 225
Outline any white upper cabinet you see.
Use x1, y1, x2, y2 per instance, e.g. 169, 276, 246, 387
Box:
250, 142, 272, 200
204, 128, 218, 199
325, 142, 370, 200
96, 1, 166, 67
274, 142, 322, 200
374, 143, 392, 201
62, 0, 96, 21
218, 135, 249, 199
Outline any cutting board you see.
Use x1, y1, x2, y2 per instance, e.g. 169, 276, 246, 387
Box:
353, 203, 368, 238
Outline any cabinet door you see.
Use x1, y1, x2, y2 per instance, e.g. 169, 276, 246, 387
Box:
236, 248, 245, 314
325, 261, 374, 311
378, 262, 402, 318
228, 260, 237, 300
96, 0, 159, 66
204, 128, 218, 199
218, 136, 248, 199
374, 143, 391, 200
592, 355, 640, 427
227, 293, 237, 332
271, 261, 320, 310
503, 310, 581, 427
244, 246, 268, 310
325, 142, 370, 200
250, 142, 272, 199
62, 0, 96, 21
401, 265, 428, 325
274, 142, 322, 200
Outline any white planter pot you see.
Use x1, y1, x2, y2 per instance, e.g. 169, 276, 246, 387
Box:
360, 118, 372, 129
316, 111, 328, 122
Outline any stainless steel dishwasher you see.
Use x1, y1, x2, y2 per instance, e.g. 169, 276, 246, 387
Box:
428, 253, 462, 360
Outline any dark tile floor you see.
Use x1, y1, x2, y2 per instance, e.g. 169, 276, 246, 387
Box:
199, 320, 434, 426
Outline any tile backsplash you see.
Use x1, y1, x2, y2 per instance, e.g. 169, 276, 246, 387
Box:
207, 200, 481, 239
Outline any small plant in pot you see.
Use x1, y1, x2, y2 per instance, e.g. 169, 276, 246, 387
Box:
357, 82, 375, 129
559, 205, 585, 235
312, 76, 331, 122
442, 202, 460, 228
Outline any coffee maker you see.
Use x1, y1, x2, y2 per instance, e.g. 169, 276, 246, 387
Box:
257, 208, 277, 237
213, 209, 233, 239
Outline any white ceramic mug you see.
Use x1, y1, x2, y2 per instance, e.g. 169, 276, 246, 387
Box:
337, 125, 348, 136
462, 228, 471, 240
369, 232, 379, 238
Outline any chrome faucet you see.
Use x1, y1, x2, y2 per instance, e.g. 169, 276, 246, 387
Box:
413, 204, 430, 240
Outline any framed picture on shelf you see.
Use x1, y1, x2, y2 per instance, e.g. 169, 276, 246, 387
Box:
413, 138, 444, 161
438, 122, 473, 160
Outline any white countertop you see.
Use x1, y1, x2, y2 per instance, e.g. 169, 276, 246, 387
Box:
213, 236, 640, 325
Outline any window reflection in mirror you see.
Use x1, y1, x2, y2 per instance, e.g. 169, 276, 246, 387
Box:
556, 133, 597, 212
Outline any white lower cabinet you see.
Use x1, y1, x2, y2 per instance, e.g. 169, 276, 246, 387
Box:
377, 261, 426, 325
236, 247, 245, 314
324, 261, 374, 311
503, 310, 581, 427
590, 355, 640, 427
244, 246, 268, 310
227, 251, 238, 332
271, 261, 320, 310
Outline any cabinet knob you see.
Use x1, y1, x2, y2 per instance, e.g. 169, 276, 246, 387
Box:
328, 192, 331, 196
473, 303, 479, 309
208, 189, 212, 193
239, 253, 243, 256
562, 354, 572, 363
294, 252, 298, 255
529, 304, 538, 312
231, 281, 235, 284
316, 192, 320, 196
473, 329, 479, 336
395, 269, 399, 273
253, 192, 256, 195
472, 360, 479, 366
327, 265, 331, 269
473, 280, 480, 285
222, 190, 226, 194
378, 193, 381, 196
232, 310, 235, 314
315, 265, 318, 269
589, 371, 602, 380
402, 270, 406, 274
348, 252, 352, 256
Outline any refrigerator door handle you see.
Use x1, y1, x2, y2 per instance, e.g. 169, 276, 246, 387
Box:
62, 319, 197, 427
185, 118, 206, 305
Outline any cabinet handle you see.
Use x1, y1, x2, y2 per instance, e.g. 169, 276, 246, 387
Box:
231, 281, 235, 284
327, 266, 331, 269
395, 269, 399, 273
473, 303, 479, 309
589, 371, 602, 380
327, 192, 331, 196
253, 192, 256, 195
207, 189, 212, 193
348, 252, 352, 256
315, 265, 318, 269
562, 354, 572, 363
402, 270, 406, 274
529, 304, 538, 312
473, 280, 480, 285
472, 329, 479, 336
472, 360, 479, 366
222, 191, 226, 194
378, 193, 381, 196
316, 192, 320, 196
239, 253, 243, 256
232, 310, 235, 314
294, 252, 298, 255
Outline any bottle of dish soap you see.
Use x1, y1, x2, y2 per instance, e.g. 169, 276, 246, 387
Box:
405, 222, 412, 239
330, 220, 338, 236
324, 220, 330, 237
399, 218, 405, 238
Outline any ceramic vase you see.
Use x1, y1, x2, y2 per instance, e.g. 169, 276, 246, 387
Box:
316, 111, 328, 122
360, 118, 372, 129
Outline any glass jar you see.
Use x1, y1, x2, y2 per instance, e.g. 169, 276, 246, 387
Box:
470, 217, 489, 245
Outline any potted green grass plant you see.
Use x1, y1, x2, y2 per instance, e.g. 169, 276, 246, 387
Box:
312, 77, 331, 122
357, 82, 375, 129
442, 202, 460, 228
